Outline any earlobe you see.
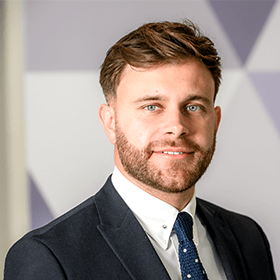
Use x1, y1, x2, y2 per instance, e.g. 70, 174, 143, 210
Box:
99, 104, 116, 145
214, 106, 221, 133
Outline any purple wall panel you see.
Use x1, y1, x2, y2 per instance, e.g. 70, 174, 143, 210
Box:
250, 72, 280, 134
24, 1, 237, 71
28, 172, 54, 229
209, 0, 275, 64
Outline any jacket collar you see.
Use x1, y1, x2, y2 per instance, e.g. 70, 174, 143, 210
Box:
196, 198, 248, 280
94, 176, 171, 280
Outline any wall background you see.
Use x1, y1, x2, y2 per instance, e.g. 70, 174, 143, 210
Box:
7, 0, 280, 277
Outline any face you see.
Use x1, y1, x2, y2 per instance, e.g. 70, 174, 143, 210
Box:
101, 59, 221, 195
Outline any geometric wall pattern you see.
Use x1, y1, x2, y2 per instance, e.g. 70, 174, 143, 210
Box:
250, 72, 280, 132
209, 1, 276, 64
23, 1, 280, 277
28, 172, 53, 229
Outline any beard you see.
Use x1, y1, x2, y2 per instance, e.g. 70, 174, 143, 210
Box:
115, 123, 217, 194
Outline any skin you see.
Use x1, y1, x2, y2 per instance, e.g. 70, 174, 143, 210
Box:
99, 59, 221, 210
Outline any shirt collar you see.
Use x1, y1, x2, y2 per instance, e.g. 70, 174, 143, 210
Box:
111, 166, 199, 250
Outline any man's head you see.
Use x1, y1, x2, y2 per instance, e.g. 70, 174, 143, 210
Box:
99, 20, 222, 208
100, 20, 221, 104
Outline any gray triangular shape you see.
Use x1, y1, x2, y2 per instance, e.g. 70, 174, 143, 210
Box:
250, 72, 280, 135
28, 172, 54, 229
209, 0, 275, 64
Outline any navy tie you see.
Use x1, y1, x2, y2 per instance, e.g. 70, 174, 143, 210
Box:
173, 212, 208, 280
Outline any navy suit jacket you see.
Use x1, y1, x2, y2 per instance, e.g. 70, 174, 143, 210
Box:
4, 176, 276, 279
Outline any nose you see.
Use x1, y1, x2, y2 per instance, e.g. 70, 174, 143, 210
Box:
162, 109, 189, 138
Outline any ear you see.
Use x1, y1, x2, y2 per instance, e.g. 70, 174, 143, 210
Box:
99, 103, 116, 145
214, 106, 221, 133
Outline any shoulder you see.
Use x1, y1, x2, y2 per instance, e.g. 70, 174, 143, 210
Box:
7, 179, 111, 251
4, 195, 99, 278
197, 197, 261, 229
196, 198, 276, 279
196, 197, 274, 259
196, 197, 266, 236
17, 175, 117, 244
25, 193, 99, 243
4, 177, 115, 279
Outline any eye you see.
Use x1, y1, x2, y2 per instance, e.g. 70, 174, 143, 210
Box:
145, 105, 158, 111
187, 105, 200, 112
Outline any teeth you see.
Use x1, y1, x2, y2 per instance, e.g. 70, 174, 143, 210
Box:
162, 151, 183, 155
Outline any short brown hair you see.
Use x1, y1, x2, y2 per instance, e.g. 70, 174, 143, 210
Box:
100, 20, 221, 103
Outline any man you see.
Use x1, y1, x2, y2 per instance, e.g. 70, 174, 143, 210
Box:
4, 21, 276, 279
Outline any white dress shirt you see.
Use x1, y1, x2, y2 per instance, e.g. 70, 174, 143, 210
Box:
112, 167, 227, 280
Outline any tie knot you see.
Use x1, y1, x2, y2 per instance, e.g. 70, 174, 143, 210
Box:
174, 212, 193, 242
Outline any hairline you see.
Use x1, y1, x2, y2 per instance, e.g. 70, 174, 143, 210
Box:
107, 58, 218, 105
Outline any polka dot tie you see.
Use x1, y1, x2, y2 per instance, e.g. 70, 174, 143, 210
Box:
173, 212, 208, 280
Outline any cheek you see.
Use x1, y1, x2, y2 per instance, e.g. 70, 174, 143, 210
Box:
193, 121, 216, 147
117, 110, 154, 144
129, 129, 151, 148
117, 120, 149, 148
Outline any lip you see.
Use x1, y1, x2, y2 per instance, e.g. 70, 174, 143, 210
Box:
152, 148, 195, 158
153, 148, 194, 154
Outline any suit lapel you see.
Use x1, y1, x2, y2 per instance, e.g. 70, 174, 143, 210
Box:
196, 199, 248, 280
95, 177, 171, 280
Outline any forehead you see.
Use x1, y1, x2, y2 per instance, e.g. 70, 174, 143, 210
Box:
116, 59, 215, 103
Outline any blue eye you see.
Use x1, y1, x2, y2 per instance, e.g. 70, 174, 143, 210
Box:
187, 105, 200, 112
145, 105, 158, 111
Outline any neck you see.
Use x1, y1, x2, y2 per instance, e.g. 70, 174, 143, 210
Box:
139, 184, 195, 211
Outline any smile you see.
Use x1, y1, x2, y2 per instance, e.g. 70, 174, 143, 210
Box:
161, 151, 184, 155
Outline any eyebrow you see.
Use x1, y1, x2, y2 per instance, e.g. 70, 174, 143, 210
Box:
132, 95, 167, 104
132, 94, 212, 105
186, 95, 212, 105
